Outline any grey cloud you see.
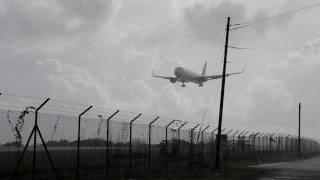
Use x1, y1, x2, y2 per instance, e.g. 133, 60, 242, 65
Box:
268, 38, 320, 80
183, 0, 298, 44
184, 1, 246, 43
0, 0, 113, 41
1, 0, 320, 139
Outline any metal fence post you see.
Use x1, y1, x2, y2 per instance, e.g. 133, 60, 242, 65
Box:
269, 133, 275, 152
285, 135, 290, 152
237, 131, 246, 155
165, 120, 176, 171
211, 128, 218, 166
201, 126, 210, 148
76, 105, 93, 180
242, 131, 249, 153
257, 133, 264, 152
148, 116, 159, 173
232, 130, 239, 159
11, 98, 53, 180
200, 126, 209, 161
190, 124, 199, 166
105, 110, 120, 176
264, 134, 269, 152
266, 134, 270, 152
11, 127, 35, 180
253, 133, 260, 152
32, 98, 50, 180
177, 122, 187, 164
265, 133, 269, 152
129, 114, 141, 176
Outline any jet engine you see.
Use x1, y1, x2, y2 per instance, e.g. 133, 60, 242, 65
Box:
170, 78, 178, 83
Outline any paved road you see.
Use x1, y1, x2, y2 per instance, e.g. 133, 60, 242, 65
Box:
251, 156, 320, 180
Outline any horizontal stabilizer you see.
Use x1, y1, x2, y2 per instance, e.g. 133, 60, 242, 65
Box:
204, 66, 245, 80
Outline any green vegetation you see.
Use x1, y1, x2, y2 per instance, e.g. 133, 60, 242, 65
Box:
1, 146, 319, 180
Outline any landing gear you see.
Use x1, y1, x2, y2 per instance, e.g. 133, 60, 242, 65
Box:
181, 83, 186, 87
199, 83, 203, 87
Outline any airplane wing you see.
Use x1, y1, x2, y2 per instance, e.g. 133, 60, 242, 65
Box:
205, 67, 245, 80
152, 71, 177, 81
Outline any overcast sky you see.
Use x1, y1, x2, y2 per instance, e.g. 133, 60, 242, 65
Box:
1, 0, 320, 139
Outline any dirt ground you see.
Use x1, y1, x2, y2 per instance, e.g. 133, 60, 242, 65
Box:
251, 156, 320, 180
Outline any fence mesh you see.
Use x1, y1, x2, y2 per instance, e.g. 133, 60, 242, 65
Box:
0, 99, 320, 179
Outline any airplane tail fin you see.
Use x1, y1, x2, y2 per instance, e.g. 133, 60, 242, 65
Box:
202, 61, 207, 75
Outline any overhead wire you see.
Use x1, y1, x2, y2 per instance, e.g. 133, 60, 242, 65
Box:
228, 45, 305, 52
231, 2, 320, 31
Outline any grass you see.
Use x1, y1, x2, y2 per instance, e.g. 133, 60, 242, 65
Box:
1, 148, 319, 180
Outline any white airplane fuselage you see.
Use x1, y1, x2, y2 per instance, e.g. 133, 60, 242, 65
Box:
152, 61, 243, 87
174, 67, 206, 84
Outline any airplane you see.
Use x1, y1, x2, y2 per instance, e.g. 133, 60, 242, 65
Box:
152, 62, 244, 87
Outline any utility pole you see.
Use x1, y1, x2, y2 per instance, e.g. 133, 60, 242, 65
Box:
298, 102, 301, 156
215, 17, 230, 170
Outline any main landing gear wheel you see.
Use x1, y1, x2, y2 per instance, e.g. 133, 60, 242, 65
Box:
181, 83, 186, 87
199, 84, 203, 87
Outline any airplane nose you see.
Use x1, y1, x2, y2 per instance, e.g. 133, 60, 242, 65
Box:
174, 67, 181, 76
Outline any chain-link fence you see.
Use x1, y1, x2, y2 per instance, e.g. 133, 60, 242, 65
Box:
0, 95, 319, 179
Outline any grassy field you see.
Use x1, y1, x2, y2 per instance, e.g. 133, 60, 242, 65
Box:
1, 148, 319, 180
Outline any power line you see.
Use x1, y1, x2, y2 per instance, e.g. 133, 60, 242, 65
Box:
228, 45, 305, 52
231, 2, 320, 31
